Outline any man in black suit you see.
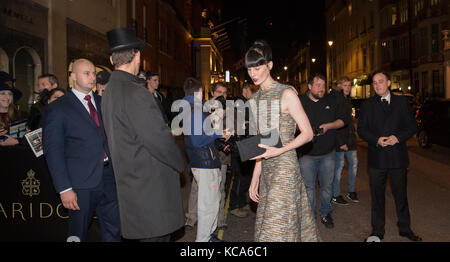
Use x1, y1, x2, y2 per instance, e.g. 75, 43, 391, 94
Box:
358, 70, 421, 242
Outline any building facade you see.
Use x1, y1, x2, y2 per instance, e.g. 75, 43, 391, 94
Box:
326, 0, 380, 98
326, 0, 449, 100
0, 0, 126, 112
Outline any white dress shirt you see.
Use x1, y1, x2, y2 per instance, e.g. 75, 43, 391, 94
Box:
381, 92, 391, 104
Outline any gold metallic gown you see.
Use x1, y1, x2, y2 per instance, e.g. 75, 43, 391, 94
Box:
252, 81, 320, 242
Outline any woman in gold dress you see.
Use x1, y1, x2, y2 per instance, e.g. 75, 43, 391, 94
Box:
246, 40, 320, 242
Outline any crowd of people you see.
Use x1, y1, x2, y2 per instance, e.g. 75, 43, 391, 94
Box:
1, 27, 422, 243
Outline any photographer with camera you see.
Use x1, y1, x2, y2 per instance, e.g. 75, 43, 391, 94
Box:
182, 77, 233, 242
185, 82, 231, 231
297, 74, 347, 229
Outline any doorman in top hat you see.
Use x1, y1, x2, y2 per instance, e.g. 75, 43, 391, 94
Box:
101, 28, 185, 241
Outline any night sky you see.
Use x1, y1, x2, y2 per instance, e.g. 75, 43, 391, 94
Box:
221, 0, 326, 72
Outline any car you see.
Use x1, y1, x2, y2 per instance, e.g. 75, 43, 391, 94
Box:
392, 91, 421, 118
416, 99, 450, 148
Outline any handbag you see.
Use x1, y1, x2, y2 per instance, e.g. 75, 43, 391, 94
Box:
235, 129, 283, 162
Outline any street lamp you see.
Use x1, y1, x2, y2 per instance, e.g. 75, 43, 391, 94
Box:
283, 66, 288, 83
311, 58, 316, 63
328, 41, 335, 89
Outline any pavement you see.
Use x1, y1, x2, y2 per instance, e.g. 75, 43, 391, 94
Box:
173, 136, 450, 242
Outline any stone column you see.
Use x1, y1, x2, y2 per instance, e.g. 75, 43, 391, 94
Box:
48, 0, 68, 89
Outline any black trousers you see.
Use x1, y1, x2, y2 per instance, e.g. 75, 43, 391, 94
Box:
369, 167, 411, 236
67, 164, 121, 242
229, 151, 254, 210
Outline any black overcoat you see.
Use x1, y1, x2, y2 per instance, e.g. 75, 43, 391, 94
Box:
357, 94, 417, 169
101, 70, 185, 239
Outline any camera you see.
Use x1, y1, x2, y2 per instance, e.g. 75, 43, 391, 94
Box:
313, 127, 324, 136
214, 135, 239, 155
213, 96, 227, 111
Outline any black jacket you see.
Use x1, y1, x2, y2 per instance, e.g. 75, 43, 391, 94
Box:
332, 90, 356, 151
298, 92, 347, 156
357, 93, 417, 169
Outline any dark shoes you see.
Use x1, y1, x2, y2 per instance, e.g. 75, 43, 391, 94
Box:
346, 192, 360, 202
331, 195, 349, 205
230, 208, 248, 218
321, 214, 334, 229
399, 231, 422, 242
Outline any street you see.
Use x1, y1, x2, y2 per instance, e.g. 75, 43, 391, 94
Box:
174, 136, 450, 242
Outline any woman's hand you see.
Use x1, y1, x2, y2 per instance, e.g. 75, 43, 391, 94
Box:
249, 175, 260, 203
248, 160, 262, 203
250, 144, 283, 160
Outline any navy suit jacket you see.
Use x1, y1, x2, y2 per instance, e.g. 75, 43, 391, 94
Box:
43, 90, 111, 193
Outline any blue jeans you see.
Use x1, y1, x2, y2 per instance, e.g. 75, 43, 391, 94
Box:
332, 150, 358, 197
299, 151, 335, 218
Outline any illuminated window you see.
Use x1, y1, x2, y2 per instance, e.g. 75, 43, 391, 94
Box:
431, 0, 440, 6
392, 6, 397, 25
399, 0, 408, 23
415, 0, 424, 16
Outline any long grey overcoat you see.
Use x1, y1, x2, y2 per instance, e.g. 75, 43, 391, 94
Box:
101, 70, 185, 239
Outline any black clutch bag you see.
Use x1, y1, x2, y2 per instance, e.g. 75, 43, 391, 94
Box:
236, 129, 283, 162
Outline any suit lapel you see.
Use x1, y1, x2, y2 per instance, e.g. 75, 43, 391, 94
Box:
67, 90, 100, 132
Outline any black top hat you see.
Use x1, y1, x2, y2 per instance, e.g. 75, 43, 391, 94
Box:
106, 28, 145, 54
0, 82, 22, 101
0, 71, 16, 84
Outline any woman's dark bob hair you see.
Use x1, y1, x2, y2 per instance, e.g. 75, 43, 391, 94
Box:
245, 40, 272, 68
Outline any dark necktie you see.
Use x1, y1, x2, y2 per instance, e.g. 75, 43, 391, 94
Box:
84, 95, 101, 133
84, 95, 108, 161
381, 98, 389, 112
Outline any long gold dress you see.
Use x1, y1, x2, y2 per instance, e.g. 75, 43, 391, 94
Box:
252, 81, 320, 242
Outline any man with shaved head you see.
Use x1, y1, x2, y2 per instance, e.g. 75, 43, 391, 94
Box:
43, 58, 121, 242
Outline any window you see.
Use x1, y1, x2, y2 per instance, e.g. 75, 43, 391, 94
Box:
399, 0, 408, 23
392, 6, 397, 25
356, 50, 359, 70
399, 37, 409, 60
363, 48, 367, 70
143, 5, 147, 42
382, 40, 391, 64
370, 11, 374, 28
432, 70, 443, 97
392, 39, 399, 60
418, 27, 428, 57
370, 44, 375, 69
362, 17, 366, 33
431, 24, 439, 53
431, 0, 441, 6
421, 71, 428, 93
415, 0, 424, 16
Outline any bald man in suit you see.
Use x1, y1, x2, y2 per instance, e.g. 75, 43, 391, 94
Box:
43, 59, 120, 242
